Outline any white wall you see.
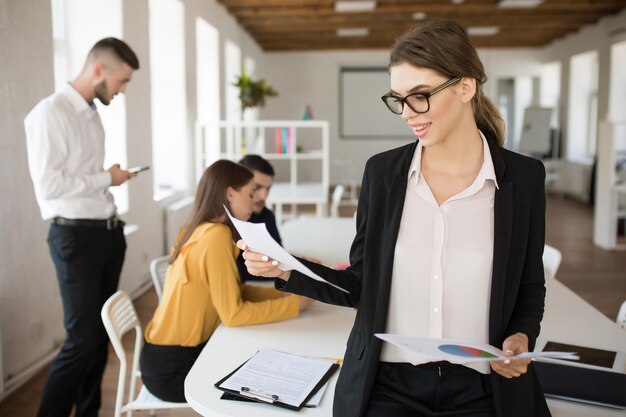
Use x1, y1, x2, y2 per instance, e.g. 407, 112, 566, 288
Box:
0, 0, 66, 391
0, 0, 266, 396
261, 49, 543, 185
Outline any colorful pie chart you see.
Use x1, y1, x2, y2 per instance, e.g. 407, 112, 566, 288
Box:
439, 344, 499, 359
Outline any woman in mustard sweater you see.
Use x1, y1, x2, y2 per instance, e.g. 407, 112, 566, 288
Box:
140, 159, 310, 402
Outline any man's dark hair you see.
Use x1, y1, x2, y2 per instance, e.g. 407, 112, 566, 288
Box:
239, 154, 275, 177
89, 37, 140, 70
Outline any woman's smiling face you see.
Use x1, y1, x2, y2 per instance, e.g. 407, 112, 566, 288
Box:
389, 63, 465, 148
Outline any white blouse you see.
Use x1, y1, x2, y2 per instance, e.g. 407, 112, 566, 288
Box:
380, 132, 498, 374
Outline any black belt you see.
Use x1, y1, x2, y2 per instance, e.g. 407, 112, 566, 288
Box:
53, 216, 125, 230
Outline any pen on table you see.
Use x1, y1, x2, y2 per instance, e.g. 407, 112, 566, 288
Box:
320, 357, 343, 363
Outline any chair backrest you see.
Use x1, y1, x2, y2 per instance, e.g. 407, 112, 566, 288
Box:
150, 255, 170, 301
543, 244, 562, 280
101, 290, 143, 417
617, 300, 626, 330
330, 184, 345, 217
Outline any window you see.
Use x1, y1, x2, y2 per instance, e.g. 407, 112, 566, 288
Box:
50, 0, 129, 213
224, 40, 242, 122
195, 18, 220, 169
567, 50, 599, 161
243, 56, 258, 122
609, 41, 626, 123
540, 61, 561, 129
149, 0, 189, 200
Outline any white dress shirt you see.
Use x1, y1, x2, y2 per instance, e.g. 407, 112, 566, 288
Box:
24, 84, 115, 220
380, 131, 498, 374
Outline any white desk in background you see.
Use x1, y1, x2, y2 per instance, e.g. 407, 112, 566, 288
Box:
267, 183, 327, 225
185, 278, 626, 417
280, 216, 356, 268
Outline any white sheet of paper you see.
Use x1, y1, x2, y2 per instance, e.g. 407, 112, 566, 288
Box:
225, 206, 348, 293
304, 379, 330, 407
375, 334, 579, 364
219, 349, 336, 408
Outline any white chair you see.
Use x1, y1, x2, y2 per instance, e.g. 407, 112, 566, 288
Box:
101, 290, 189, 417
149, 256, 170, 301
542, 244, 562, 281
330, 184, 345, 217
617, 300, 626, 330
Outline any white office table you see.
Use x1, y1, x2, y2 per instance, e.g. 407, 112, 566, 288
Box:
185, 279, 626, 417
185, 302, 355, 416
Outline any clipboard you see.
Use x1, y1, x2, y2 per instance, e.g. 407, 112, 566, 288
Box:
214, 352, 340, 411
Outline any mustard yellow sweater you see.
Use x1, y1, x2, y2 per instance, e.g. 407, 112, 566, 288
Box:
145, 222, 299, 346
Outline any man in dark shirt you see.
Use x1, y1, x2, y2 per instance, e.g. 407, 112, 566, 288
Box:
237, 155, 281, 282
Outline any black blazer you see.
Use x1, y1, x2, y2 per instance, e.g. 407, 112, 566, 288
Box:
278, 136, 550, 417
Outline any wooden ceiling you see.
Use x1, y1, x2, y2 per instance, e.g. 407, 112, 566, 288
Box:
216, 0, 626, 51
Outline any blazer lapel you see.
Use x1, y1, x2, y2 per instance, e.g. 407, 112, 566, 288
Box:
374, 141, 416, 329
487, 137, 514, 345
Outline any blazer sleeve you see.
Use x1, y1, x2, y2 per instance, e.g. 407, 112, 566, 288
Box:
275, 158, 372, 307
505, 160, 547, 349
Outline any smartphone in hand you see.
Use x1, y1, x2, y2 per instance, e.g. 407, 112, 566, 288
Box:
128, 166, 150, 174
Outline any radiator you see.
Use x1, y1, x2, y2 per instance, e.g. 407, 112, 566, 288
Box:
164, 196, 195, 254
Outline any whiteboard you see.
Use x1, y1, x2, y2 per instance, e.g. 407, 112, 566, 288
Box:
518, 107, 553, 155
340, 68, 411, 138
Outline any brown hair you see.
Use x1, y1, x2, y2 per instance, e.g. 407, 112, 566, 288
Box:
389, 21, 505, 146
169, 160, 253, 263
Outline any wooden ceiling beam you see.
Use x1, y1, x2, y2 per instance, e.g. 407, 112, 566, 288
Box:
214, 0, 625, 51
241, 18, 595, 33
258, 35, 552, 51
226, 3, 624, 17
218, 0, 623, 9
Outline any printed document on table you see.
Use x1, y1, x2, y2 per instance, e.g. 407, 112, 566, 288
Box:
225, 206, 348, 293
218, 349, 337, 408
376, 334, 579, 364
304, 380, 330, 407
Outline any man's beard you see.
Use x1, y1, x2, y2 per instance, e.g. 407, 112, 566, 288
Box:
94, 80, 110, 105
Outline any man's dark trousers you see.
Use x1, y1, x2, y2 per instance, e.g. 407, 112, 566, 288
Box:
37, 223, 126, 417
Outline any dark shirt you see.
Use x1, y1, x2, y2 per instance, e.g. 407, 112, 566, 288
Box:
236, 206, 282, 283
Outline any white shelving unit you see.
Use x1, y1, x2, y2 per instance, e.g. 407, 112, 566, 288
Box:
195, 120, 329, 224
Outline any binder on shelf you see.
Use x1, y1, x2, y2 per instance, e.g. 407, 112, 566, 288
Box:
215, 349, 340, 411
281, 127, 288, 154
287, 127, 293, 154
274, 127, 283, 154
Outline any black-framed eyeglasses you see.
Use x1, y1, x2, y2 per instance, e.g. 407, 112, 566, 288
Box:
381, 77, 462, 115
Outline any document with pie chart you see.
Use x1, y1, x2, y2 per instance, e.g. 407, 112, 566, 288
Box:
375, 334, 579, 364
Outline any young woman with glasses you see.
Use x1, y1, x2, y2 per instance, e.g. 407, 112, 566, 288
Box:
240, 21, 549, 417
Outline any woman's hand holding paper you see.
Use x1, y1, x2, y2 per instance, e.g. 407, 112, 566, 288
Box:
237, 239, 291, 281
490, 332, 531, 379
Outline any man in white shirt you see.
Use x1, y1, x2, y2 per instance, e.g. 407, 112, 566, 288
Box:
24, 38, 139, 417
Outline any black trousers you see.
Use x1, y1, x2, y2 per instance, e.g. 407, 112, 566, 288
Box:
37, 223, 126, 417
140, 340, 206, 402
365, 361, 495, 417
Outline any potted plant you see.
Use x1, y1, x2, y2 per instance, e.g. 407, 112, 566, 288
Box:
233, 72, 278, 111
